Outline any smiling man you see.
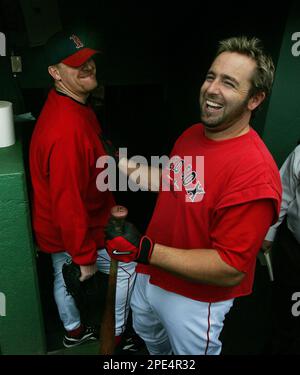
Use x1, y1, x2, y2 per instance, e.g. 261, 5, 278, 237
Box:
29, 30, 136, 348
105, 36, 282, 355
199, 50, 265, 138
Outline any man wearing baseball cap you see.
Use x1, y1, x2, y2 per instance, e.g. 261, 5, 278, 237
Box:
29, 30, 136, 348
46, 30, 99, 68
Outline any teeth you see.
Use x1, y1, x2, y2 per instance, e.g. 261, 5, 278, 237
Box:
206, 100, 223, 109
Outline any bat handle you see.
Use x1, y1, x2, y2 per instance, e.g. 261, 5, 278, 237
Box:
110, 205, 128, 234
110, 216, 125, 235
99, 205, 128, 355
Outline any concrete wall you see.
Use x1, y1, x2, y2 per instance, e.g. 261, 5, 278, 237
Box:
0, 141, 46, 354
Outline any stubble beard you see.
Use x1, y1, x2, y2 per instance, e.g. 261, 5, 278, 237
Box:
200, 96, 249, 131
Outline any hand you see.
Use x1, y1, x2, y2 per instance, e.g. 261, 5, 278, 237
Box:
261, 240, 273, 254
118, 157, 161, 192
118, 157, 136, 174
105, 218, 154, 264
79, 263, 98, 281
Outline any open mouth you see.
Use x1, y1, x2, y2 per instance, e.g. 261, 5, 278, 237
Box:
79, 73, 95, 79
206, 99, 224, 112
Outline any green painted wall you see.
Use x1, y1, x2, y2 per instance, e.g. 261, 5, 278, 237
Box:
263, 1, 300, 166
0, 141, 46, 354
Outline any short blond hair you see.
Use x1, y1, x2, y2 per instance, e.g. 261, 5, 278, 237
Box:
217, 36, 275, 98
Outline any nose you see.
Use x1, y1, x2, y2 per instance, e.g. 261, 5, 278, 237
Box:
206, 79, 221, 95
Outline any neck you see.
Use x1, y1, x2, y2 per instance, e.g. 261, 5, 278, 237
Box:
55, 82, 89, 104
204, 113, 251, 141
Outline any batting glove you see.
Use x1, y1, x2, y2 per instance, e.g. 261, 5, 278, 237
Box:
105, 219, 154, 264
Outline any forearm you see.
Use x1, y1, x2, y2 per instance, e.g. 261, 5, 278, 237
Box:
118, 157, 161, 191
149, 243, 244, 287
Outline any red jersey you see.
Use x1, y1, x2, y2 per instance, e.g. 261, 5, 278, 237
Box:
30, 89, 115, 265
138, 124, 282, 302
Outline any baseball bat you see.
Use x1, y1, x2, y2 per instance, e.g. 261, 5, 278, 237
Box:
99, 205, 128, 355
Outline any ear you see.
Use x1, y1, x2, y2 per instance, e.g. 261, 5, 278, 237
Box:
48, 65, 61, 81
247, 91, 266, 111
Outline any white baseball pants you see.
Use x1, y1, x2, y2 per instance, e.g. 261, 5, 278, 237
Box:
131, 273, 234, 355
51, 249, 136, 335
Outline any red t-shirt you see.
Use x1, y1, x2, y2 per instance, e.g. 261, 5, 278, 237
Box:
29, 89, 115, 265
137, 124, 282, 302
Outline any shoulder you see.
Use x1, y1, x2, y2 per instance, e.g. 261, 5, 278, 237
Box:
172, 123, 203, 149
217, 130, 282, 213
239, 129, 279, 176
286, 144, 300, 168
178, 123, 203, 139
45, 93, 94, 136
278, 144, 300, 179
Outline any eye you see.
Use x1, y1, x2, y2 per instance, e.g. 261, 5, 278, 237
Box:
205, 75, 214, 82
224, 80, 235, 88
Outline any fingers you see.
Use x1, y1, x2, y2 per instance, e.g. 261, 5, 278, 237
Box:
79, 263, 97, 281
79, 274, 91, 282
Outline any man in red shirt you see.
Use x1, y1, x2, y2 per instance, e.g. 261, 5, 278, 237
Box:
30, 30, 136, 348
105, 36, 282, 354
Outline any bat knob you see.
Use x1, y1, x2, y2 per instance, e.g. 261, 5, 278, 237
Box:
111, 205, 128, 220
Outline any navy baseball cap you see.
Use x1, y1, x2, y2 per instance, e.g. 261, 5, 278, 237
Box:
45, 30, 99, 67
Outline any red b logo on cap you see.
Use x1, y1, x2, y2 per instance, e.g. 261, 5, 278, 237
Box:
70, 34, 84, 49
